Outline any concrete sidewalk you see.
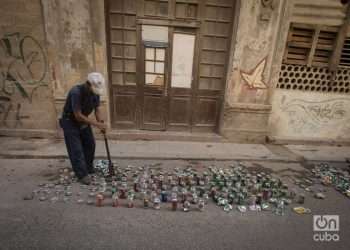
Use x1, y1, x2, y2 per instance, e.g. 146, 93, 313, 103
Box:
0, 136, 349, 162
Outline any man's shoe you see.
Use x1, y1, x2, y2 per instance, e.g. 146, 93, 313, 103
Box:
79, 175, 91, 185
88, 169, 96, 174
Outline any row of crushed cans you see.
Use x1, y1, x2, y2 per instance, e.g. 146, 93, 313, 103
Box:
35, 160, 313, 215
312, 162, 350, 198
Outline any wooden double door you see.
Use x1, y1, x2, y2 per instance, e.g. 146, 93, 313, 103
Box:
141, 27, 197, 131
106, 0, 235, 132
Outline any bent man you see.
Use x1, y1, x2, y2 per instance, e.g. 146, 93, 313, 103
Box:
59, 72, 107, 185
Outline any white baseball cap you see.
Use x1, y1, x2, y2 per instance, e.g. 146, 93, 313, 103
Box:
87, 72, 105, 96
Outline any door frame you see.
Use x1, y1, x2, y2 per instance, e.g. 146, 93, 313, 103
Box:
137, 24, 170, 130
167, 27, 199, 132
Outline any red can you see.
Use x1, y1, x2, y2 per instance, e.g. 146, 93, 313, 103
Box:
171, 198, 178, 211
128, 200, 134, 208
96, 194, 104, 207
119, 189, 127, 199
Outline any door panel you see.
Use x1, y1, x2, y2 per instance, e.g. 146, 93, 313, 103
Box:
142, 93, 165, 129
168, 32, 196, 130
140, 41, 168, 130
168, 96, 192, 130
113, 93, 137, 128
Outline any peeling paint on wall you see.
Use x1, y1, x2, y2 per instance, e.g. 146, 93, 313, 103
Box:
270, 90, 350, 139
0, 32, 49, 128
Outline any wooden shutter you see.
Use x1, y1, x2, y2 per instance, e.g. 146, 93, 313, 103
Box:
284, 23, 339, 67
339, 37, 350, 67
284, 24, 314, 65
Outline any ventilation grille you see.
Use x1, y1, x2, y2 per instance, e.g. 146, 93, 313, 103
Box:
277, 64, 350, 94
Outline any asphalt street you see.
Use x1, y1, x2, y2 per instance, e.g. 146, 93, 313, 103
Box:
0, 159, 349, 250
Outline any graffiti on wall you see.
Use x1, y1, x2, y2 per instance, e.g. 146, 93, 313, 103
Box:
280, 97, 350, 134
240, 58, 268, 89
0, 32, 48, 127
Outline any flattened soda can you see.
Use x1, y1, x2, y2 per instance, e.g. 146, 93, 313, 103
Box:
171, 198, 178, 211
144, 198, 149, 208
112, 193, 119, 207
96, 194, 104, 207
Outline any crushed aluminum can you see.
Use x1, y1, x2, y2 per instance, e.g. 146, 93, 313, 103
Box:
172, 198, 178, 211
183, 200, 190, 212
223, 204, 232, 212
261, 203, 270, 211
143, 198, 149, 208
198, 199, 205, 212
314, 192, 326, 199
77, 199, 84, 204
112, 193, 119, 207
96, 194, 104, 207
127, 194, 134, 208
275, 200, 285, 216
249, 205, 261, 211
237, 205, 247, 213
154, 197, 161, 210
64, 191, 72, 197
50, 196, 59, 203
39, 196, 47, 201
293, 206, 311, 214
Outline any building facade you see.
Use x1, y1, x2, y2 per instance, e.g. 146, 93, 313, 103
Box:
0, 0, 349, 143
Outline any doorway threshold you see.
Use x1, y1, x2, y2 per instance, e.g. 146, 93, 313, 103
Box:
107, 130, 228, 142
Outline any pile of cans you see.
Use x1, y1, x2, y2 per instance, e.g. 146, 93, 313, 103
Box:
29, 162, 311, 215
312, 163, 350, 198
91, 162, 303, 214
95, 160, 111, 177
206, 164, 301, 214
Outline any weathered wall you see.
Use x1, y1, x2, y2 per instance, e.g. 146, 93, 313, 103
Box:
220, 0, 286, 142
0, 0, 57, 133
270, 90, 350, 141
268, 0, 350, 143
41, 0, 109, 131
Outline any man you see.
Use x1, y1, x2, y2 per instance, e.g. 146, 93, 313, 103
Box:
59, 72, 107, 185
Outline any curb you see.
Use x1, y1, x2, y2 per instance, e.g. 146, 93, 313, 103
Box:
0, 153, 347, 164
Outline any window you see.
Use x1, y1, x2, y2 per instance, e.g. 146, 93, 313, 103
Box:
145, 47, 166, 86
283, 23, 338, 67
175, 1, 198, 20
278, 22, 350, 94
109, 0, 137, 86
144, 0, 169, 17
171, 33, 195, 88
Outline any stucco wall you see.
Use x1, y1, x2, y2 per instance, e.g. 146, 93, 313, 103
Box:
41, 0, 109, 131
268, 0, 350, 143
220, 0, 286, 142
270, 90, 350, 141
0, 0, 57, 132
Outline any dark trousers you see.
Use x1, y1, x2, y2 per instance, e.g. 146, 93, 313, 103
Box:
59, 118, 95, 179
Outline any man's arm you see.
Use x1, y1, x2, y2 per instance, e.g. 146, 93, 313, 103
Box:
95, 106, 103, 123
70, 89, 106, 131
73, 111, 105, 131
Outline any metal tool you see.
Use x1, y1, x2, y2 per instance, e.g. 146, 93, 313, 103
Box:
103, 131, 114, 176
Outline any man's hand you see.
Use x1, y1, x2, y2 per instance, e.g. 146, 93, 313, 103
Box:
96, 122, 107, 133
